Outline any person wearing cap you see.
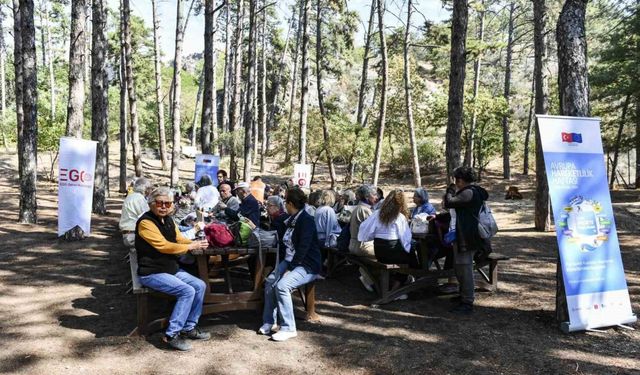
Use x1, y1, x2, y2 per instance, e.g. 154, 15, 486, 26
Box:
221, 182, 261, 227
119, 177, 153, 247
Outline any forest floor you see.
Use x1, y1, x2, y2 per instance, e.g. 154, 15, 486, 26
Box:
0, 144, 639, 375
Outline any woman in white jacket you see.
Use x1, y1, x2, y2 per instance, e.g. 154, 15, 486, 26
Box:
358, 190, 419, 296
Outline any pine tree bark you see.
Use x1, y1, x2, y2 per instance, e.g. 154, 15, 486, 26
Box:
464, 0, 484, 168
609, 95, 630, 189
229, 0, 245, 181
0, 9, 7, 149
201, 0, 215, 154
404, 0, 420, 187
20, 0, 38, 224
533, 0, 550, 231
636, 98, 640, 188
13, 0, 24, 179
170, 0, 185, 187
346, 0, 376, 184
523, 78, 534, 175
152, 0, 168, 170
193, 70, 204, 147
65, 0, 86, 138
298, 0, 310, 165
259, 4, 267, 173
221, 1, 232, 156
118, 0, 128, 193
371, 0, 388, 186
445, 0, 468, 179
284, 1, 303, 165
91, 0, 109, 215
243, 0, 257, 181
555, 0, 589, 325
315, 0, 337, 187
123, 0, 143, 177
501, 2, 515, 180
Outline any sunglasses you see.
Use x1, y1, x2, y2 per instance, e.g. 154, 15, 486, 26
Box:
154, 200, 173, 208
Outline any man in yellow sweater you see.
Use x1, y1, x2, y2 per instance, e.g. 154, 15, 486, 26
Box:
136, 187, 210, 351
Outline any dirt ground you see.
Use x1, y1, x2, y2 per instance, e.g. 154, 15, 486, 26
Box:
0, 147, 639, 375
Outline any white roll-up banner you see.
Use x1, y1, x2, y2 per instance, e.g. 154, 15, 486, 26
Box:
293, 163, 311, 188
537, 115, 636, 332
57, 137, 97, 236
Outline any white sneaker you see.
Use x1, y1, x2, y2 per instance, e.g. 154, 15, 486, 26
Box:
257, 323, 277, 335
271, 330, 297, 342
394, 293, 408, 301
359, 275, 374, 293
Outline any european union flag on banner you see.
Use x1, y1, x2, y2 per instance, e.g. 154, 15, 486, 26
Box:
561, 132, 583, 143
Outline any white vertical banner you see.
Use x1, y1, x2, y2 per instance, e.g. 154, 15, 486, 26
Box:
58, 137, 97, 236
293, 163, 311, 188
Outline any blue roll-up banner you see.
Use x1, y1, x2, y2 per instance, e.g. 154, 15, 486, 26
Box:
194, 154, 219, 186
537, 115, 636, 332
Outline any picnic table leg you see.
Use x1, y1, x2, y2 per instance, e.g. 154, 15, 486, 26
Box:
222, 254, 233, 294
378, 270, 390, 303
489, 259, 499, 289
196, 254, 211, 295
304, 282, 320, 321
133, 294, 148, 336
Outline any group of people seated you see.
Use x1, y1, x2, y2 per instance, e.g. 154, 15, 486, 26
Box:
119, 166, 491, 350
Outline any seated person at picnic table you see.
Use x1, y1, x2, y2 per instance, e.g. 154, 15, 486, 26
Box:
216, 169, 235, 192
349, 184, 378, 257
411, 187, 436, 219
258, 188, 321, 342
250, 176, 266, 203
213, 183, 241, 220
358, 189, 418, 299
266, 195, 289, 238
443, 166, 491, 315
221, 182, 261, 227
335, 189, 357, 227
135, 187, 210, 351
173, 181, 197, 223
194, 174, 220, 212
119, 177, 153, 247
315, 190, 342, 249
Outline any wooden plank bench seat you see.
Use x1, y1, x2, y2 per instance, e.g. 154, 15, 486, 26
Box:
326, 247, 510, 305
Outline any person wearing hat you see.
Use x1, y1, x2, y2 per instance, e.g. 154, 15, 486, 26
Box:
221, 181, 261, 227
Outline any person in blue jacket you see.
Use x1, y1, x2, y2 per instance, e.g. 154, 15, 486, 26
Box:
258, 187, 321, 342
221, 182, 261, 227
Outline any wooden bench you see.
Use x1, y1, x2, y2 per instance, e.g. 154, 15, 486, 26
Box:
326, 247, 509, 305
127, 247, 170, 337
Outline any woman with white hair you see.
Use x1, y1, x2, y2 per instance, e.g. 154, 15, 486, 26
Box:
314, 190, 342, 249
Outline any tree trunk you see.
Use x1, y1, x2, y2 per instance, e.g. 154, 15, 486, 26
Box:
222, 1, 232, 153
39, 1, 55, 121
13, 0, 24, 184
192, 69, 205, 147
201, 0, 215, 154
65, 0, 86, 138
609, 95, 631, 189
0, 9, 6, 150
636, 98, 640, 188
501, 2, 515, 180
284, 0, 303, 165
91, 0, 109, 215
298, 0, 310, 165
347, 0, 376, 184
20, 0, 38, 224
555, 0, 589, 325
252, 20, 259, 164
315, 0, 337, 187
170, 0, 185, 187
123, 0, 143, 177
371, 0, 388, 186
118, 0, 128, 193
404, 0, 420, 187
259, 4, 267, 173
152, 0, 168, 170
243, 0, 257, 182
464, 0, 484, 168
229, 0, 245, 181
523, 78, 534, 175
445, 0, 468, 180
533, 0, 550, 231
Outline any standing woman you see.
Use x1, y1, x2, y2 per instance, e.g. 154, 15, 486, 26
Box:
358, 190, 417, 297
135, 187, 210, 351
259, 188, 321, 341
443, 166, 490, 314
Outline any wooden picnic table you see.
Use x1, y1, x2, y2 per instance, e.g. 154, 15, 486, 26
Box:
190, 245, 277, 315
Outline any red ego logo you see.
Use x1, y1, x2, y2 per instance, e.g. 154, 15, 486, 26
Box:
60, 169, 92, 183
297, 178, 307, 187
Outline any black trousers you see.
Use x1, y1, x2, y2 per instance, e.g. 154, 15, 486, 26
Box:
374, 238, 420, 285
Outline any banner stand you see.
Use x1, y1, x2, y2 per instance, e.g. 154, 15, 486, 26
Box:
561, 315, 637, 333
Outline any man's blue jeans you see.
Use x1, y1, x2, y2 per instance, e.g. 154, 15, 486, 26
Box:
262, 261, 316, 332
139, 269, 206, 337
